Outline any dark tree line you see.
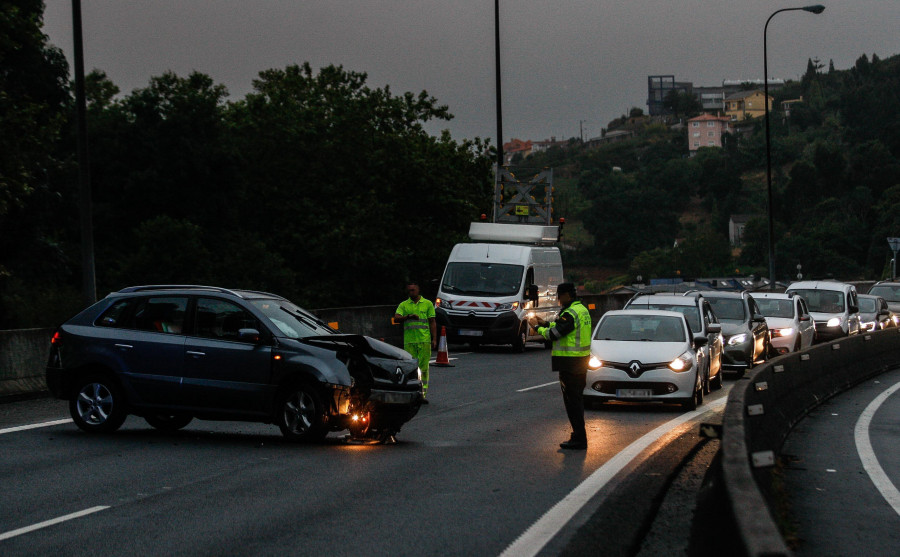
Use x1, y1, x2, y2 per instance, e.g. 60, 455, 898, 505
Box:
526, 53, 900, 285
0, 2, 493, 327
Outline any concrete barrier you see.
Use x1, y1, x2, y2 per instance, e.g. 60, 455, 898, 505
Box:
0, 328, 55, 398
721, 328, 900, 557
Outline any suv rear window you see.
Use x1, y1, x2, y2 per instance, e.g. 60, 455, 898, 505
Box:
630, 302, 701, 332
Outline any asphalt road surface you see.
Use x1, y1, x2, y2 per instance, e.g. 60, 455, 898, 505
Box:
782, 367, 900, 557
0, 344, 730, 556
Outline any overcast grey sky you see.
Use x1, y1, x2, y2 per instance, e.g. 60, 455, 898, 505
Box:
42, 1, 900, 145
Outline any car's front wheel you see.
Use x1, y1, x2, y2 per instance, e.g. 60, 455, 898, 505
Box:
276, 383, 328, 442
70, 375, 128, 433
144, 414, 193, 431
512, 324, 527, 353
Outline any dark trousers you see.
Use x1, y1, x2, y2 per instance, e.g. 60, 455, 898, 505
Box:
559, 371, 587, 440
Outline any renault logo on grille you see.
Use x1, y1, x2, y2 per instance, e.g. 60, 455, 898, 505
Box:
394, 367, 404, 382
629, 361, 642, 374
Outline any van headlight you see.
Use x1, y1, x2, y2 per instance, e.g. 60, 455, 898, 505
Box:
497, 301, 519, 311
668, 351, 693, 372
727, 333, 748, 346
826, 317, 842, 327
588, 355, 602, 369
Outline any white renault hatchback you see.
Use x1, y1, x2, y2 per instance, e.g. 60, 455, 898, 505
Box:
753, 292, 816, 354
583, 309, 709, 410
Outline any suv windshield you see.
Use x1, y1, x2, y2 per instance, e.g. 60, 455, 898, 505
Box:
868, 285, 900, 303
707, 298, 746, 322
757, 299, 794, 318
440, 262, 524, 296
250, 299, 336, 339
788, 289, 845, 313
594, 315, 685, 342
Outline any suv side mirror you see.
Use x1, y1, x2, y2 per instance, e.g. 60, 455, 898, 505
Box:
849, 305, 859, 314
752, 314, 767, 323
238, 328, 262, 343
527, 284, 539, 303
694, 335, 709, 347
707, 323, 722, 334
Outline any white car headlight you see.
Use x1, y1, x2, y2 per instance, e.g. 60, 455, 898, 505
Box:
826, 317, 842, 327
772, 327, 795, 338
588, 355, 602, 369
860, 321, 875, 331
727, 333, 748, 346
668, 351, 693, 372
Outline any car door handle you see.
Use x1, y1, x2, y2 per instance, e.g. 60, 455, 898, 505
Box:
114, 344, 133, 350
186, 350, 206, 357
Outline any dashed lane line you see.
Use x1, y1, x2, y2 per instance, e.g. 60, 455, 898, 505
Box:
854, 379, 900, 517
0, 506, 110, 542
0, 419, 72, 435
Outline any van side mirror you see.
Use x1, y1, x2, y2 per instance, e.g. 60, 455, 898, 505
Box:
849, 305, 859, 314
527, 284, 539, 303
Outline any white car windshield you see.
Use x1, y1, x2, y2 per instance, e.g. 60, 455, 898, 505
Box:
757, 299, 794, 318
594, 315, 685, 342
788, 289, 845, 313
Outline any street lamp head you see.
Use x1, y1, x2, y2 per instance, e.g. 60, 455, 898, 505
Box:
803, 5, 825, 14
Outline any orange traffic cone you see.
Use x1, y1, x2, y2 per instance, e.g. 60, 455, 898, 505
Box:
433, 326, 454, 367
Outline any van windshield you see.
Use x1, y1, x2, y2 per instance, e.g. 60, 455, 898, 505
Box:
788, 289, 845, 313
441, 262, 524, 296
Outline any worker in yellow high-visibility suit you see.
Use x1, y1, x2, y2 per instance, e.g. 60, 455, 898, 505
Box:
528, 283, 592, 450
394, 281, 436, 403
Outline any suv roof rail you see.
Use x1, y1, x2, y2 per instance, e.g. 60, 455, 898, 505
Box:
118, 285, 244, 297
682, 290, 704, 298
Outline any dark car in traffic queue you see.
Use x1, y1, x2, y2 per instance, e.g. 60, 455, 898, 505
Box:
700, 291, 769, 377
46, 285, 424, 443
857, 294, 896, 331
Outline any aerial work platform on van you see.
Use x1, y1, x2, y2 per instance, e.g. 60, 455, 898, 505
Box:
468, 222, 560, 245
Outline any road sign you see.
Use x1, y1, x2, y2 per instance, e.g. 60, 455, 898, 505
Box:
888, 237, 900, 252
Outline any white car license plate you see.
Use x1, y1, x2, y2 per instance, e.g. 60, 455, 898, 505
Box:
617, 388, 653, 398
458, 329, 483, 337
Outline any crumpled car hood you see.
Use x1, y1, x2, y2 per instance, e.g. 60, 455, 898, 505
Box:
301, 334, 412, 360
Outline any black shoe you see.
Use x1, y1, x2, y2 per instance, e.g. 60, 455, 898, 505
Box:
559, 440, 587, 450
421, 398, 429, 404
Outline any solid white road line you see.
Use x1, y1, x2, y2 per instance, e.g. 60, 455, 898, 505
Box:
0, 419, 72, 435
500, 397, 728, 557
0, 506, 110, 541
854, 379, 900, 517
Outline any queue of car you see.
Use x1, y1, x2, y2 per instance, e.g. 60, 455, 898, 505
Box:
583, 279, 889, 410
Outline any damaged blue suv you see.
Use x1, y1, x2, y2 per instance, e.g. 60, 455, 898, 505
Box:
46, 285, 423, 443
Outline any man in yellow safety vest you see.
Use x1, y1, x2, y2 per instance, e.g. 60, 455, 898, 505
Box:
528, 283, 592, 450
394, 281, 437, 403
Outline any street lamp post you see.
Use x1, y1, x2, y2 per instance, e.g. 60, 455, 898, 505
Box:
494, 0, 503, 168
764, 4, 825, 289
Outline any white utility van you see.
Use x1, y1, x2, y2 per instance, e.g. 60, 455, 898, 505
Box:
785, 280, 860, 341
435, 222, 564, 351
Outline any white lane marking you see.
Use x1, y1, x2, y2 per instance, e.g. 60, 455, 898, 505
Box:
517, 382, 558, 393
0, 506, 109, 541
500, 397, 727, 557
0, 419, 72, 435
854, 379, 900, 517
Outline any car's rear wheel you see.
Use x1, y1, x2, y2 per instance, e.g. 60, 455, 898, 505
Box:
276, 383, 328, 442
70, 375, 128, 433
144, 414, 193, 431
